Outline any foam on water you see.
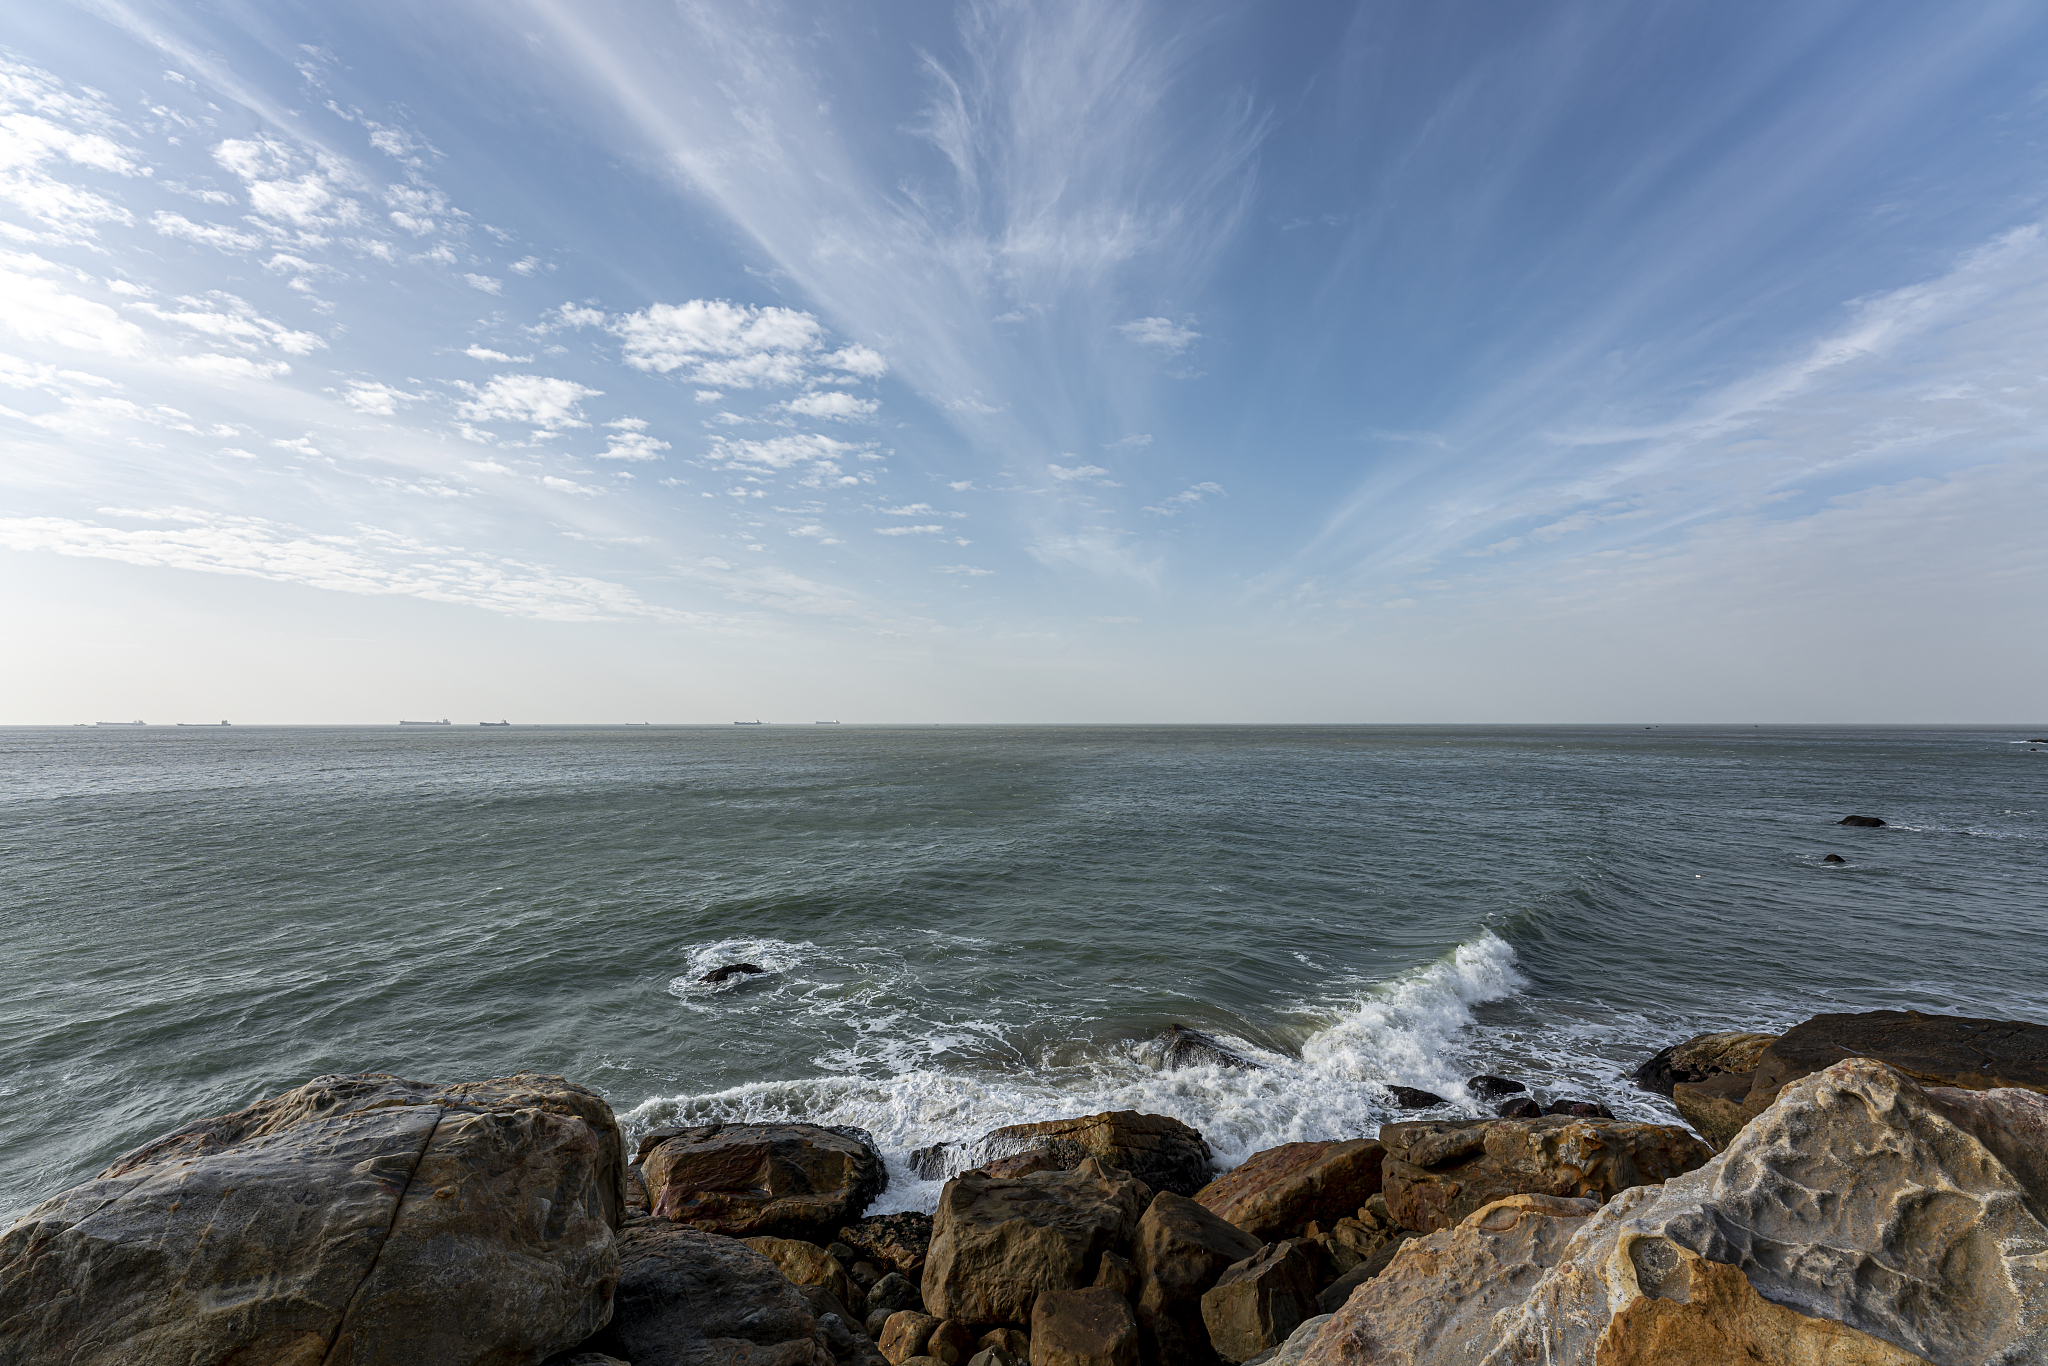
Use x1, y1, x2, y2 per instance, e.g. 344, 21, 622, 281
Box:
626, 930, 1542, 1212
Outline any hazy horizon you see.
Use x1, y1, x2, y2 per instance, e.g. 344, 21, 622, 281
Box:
4, 1, 2044, 722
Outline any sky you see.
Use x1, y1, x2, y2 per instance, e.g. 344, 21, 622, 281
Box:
2, 0, 2045, 723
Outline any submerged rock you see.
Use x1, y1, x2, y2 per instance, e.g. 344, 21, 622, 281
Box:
0, 1071, 623, 1366
1382, 1086, 1446, 1110
641, 1122, 887, 1241
1837, 814, 1886, 827
1494, 1096, 1541, 1119
1823, 853, 1847, 863
1378, 1114, 1710, 1234
1541, 1098, 1613, 1119
1463, 1075, 1525, 1101
702, 962, 769, 983
1148, 1023, 1266, 1072
1193, 1140, 1385, 1243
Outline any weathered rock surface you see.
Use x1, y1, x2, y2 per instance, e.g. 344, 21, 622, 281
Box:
747, 1236, 868, 1318
928, 1319, 977, 1365
1200, 1240, 1320, 1365
881, 1311, 943, 1364
1192, 1140, 1384, 1242
1147, 1024, 1265, 1072
1633, 1029, 1779, 1097
1032, 1285, 1140, 1366
1294, 1194, 1598, 1366
1239, 1314, 1328, 1366
1382, 1086, 1444, 1109
1311, 1233, 1412, 1316
1464, 1076, 1525, 1101
1133, 1191, 1264, 1366
971, 1112, 1213, 1198
1494, 1096, 1540, 1119
642, 1121, 887, 1240
1540, 1097, 1612, 1118
1377, 1114, 1710, 1234
842, 1211, 934, 1273
0, 1071, 622, 1366
583, 1218, 834, 1366
866, 1270, 924, 1318
922, 1158, 1152, 1327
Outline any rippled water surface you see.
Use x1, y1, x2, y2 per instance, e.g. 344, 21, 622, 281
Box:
3, 724, 2043, 1219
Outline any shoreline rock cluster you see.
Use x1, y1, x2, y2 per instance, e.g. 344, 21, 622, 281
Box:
2, 1007, 2043, 1365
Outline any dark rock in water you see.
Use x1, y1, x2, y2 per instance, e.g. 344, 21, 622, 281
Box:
1150, 1023, 1266, 1072
909, 1142, 959, 1181
1495, 1096, 1541, 1119
1837, 815, 1886, 827
1542, 1098, 1613, 1119
839, 1211, 934, 1274
701, 962, 768, 983
1631, 1030, 1778, 1098
1466, 1075, 1526, 1101
1385, 1085, 1446, 1109
1822, 854, 1846, 864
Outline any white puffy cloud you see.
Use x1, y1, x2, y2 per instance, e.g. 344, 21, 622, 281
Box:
1118, 317, 1200, 353
562, 299, 887, 392
788, 524, 842, 543
1143, 481, 1223, 515
464, 346, 531, 362
455, 373, 601, 428
600, 430, 670, 461
509, 256, 541, 275
875, 524, 945, 536
782, 389, 878, 420
463, 273, 501, 294
540, 476, 603, 496
934, 564, 994, 575
824, 344, 888, 378
0, 71, 148, 236
150, 211, 263, 252
1048, 461, 1120, 485
132, 292, 326, 355
0, 264, 148, 356
342, 381, 423, 415
714, 432, 865, 469
175, 354, 289, 380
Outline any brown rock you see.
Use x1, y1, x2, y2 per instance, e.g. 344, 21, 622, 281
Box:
643, 1122, 886, 1240
1191, 1141, 1385, 1242
974, 1112, 1213, 1197
928, 1319, 978, 1365
981, 1327, 1032, 1356
968, 1349, 1027, 1366
1632, 1031, 1778, 1098
1307, 1216, 1393, 1275
1293, 1195, 1598, 1366
596, 1219, 834, 1366
1094, 1248, 1138, 1297
922, 1158, 1152, 1327
1131, 1190, 1264, 1366
841, 1211, 934, 1274
747, 1236, 868, 1319
1669, 1069, 1759, 1149
880, 1311, 942, 1364
1312, 1233, 1413, 1316
1199, 1240, 1320, 1364
0, 1071, 622, 1366
1378, 1116, 1710, 1234
1031, 1285, 1140, 1366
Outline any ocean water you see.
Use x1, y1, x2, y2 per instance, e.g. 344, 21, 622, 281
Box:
2, 724, 2043, 1221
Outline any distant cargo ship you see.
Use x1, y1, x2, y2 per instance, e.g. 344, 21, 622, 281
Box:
96, 720, 145, 726
480, 721, 510, 727
400, 719, 452, 726
734, 719, 763, 725
177, 721, 231, 726
815, 720, 839, 724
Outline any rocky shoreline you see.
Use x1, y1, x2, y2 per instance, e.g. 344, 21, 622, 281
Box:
1, 1008, 2043, 1365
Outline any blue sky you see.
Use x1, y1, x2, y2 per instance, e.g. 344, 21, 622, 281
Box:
2, 0, 2044, 721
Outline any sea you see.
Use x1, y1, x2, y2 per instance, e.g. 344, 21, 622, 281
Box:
3, 724, 2043, 1223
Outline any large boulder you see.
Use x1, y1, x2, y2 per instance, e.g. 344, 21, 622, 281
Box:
947, 1112, 1213, 1198
922, 1158, 1152, 1327
747, 1236, 868, 1319
641, 1122, 887, 1240
1377, 1115, 1710, 1234
592, 1219, 836, 1366
841, 1212, 935, 1273
1631, 1031, 1778, 1097
1199, 1240, 1320, 1365
0, 1071, 621, 1366
1132, 1191, 1264, 1366
1191, 1141, 1384, 1242
1302, 1060, 2048, 1365
1667, 1009, 2048, 1149
1031, 1286, 1140, 1366
1290, 1194, 1602, 1366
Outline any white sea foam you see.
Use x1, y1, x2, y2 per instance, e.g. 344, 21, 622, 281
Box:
625, 929, 1556, 1214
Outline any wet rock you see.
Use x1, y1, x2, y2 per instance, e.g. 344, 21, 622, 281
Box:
866, 1307, 897, 1339
545, 1354, 634, 1366
841, 1211, 934, 1273
928, 1319, 977, 1365
1823, 853, 1847, 863
1463, 1075, 1525, 1101
866, 1270, 924, 1317
921, 1157, 1152, 1327
1479, 1061, 2048, 1366
1541, 1098, 1613, 1119
1192, 1140, 1385, 1243
747, 1236, 868, 1319
703, 962, 769, 982
910, 1143, 960, 1181
970, 1112, 1213, 1198
1382, 1086, 1445, 1109
1494, 1096, 1541, 1119
982, 1149, 1076, 1181
880, 1311, 942, 1365
852, 1259, 884, 1290
1133, 1191, 1264, 1366
1033, 1285, 1141, 1366
1294, 1194, 1598, 1366
1147, 1024, 1266, 1072
0, 1071, 623, 1366
642, 1121, 886, 1240
1200, 1240, 1320, 1364
1669, 1070, 1759, 1149
980, 1327, 1032, 1357
1837, 815, 1886, 827
1378, 1115, 1711, 1234
1094, 1248, 1139, 1297
968, 1348, 1027, 1366
592, 1219, 835, 1366
1631, 1030, 1778, 1098
829, 1240, 858, 1266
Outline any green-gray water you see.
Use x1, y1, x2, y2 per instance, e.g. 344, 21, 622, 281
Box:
3, 724, 2042, 1220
